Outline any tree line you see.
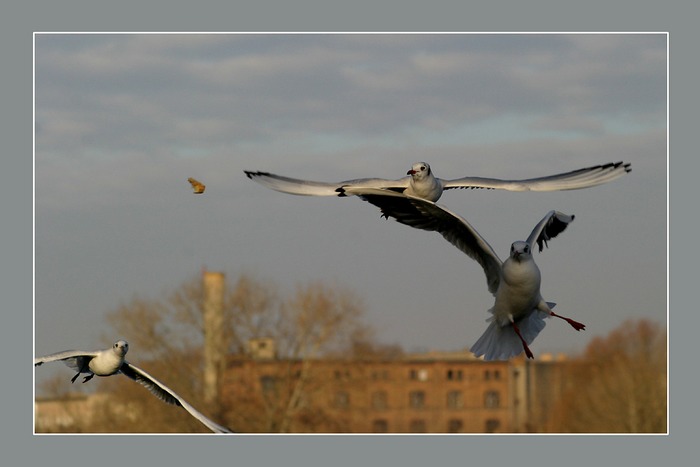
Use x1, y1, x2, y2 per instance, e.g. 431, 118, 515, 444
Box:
37, 273, 666, 433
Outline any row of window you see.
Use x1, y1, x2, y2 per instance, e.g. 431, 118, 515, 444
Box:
371, 418, 501, 433
410, 368, 502, 381
333, 389, 501, 410
341, 368, 503, 382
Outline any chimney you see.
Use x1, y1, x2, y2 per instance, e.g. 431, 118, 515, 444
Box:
248, 337, 276, 360
202, 270, 225, 407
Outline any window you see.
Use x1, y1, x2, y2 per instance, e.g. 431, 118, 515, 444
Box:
372, 419, 389, 433
371, 369, 389, 380
409, 368, 428, 381
446, 369, 463, 381
448, 419, 463, 433
485, 418, 501, 433
446, 390, 463, 409
409, 390, 426, 409
333, 391, 350, 409
493, 370, 501, 380
260, 375, 276, 396
484, 390, 500, 408
371, 391, 388, 410
409, 419, 426, 433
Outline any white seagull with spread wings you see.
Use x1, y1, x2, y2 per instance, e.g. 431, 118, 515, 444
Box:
356, 190, 585, 360
245, 160, 631, 202
34, 340, 232, 433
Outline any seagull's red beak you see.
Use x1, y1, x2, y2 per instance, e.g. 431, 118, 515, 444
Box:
407, 169, 416, 175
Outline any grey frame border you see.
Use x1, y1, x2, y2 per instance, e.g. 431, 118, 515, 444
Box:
7, 0, 684, 465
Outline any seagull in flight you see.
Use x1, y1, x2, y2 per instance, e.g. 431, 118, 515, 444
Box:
357, 190, 585, 360
34, 340, 232, 433
245, 160, 631, 202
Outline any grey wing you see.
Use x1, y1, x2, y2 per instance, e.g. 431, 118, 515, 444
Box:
526, 210, 575, 252
120, 362, 233, 433
34, 350, 98, 373
358, 190, 503, 295
442, 161, 631, 192
244, 170, 409, 197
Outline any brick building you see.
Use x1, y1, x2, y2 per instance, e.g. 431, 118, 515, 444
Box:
35, 345, 568, 433
221, 344, 568, 433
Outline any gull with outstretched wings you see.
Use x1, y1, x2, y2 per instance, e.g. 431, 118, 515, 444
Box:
357, 190, 585, 360
34, 340, 232, 433
245, 160, 631, 202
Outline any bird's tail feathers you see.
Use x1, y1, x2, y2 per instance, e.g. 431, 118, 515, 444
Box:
470, 310, 548, 361
518, 311, 549, 343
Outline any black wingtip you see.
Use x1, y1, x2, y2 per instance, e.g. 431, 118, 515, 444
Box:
244, 170, 271, 180
335, 186, 348, 197
610, 161, 632, 173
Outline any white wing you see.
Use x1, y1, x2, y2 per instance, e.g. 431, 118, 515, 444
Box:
244, 170, 409, 197
34, 350, 98, 373
442, 161, 631, 192
526, 210, 575, 252
119, 362, 233, 434
357, 189, 503, 295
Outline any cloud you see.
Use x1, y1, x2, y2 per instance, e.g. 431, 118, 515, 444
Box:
36, 34, 666, 161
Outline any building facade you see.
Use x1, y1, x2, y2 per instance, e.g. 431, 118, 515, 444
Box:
221, 350, 568, 433
36, 349, 568, 433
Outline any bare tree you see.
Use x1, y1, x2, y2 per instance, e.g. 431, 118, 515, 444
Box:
546, 318, 667, 433
38, 373, 75, 399
50, 272, 382, 433
225, 273, 282, 354
223, 280, 375, 433
98, 289, 213, 433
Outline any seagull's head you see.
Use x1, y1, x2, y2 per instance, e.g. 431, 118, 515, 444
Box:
113, 340, 129, 357
407, 162, 431, 179
510, 241, 532, 262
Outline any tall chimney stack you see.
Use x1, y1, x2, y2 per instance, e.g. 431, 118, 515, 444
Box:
202, 270, 225, 408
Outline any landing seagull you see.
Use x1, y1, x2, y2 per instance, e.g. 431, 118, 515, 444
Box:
244, 160, 631, 202
34, 340, 232, 433
357, 189, 584, 360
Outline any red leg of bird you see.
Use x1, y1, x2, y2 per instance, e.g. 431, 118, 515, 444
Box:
511, 322, 534, 359
550, 312, 586, 331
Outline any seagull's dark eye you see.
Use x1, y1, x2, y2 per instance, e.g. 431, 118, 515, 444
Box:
420, 166, 426, 171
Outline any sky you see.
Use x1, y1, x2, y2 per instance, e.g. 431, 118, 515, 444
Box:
34, 33, 667, 386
